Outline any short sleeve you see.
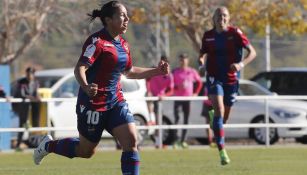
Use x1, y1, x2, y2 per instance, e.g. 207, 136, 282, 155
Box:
79, 37, 102, 66
235, 28, 250, 48
200, 32, 208, 54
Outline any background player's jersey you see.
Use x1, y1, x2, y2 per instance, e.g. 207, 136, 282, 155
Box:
172, 67, 202, 96
200, 26, 250, 84
77, 28, 132, 111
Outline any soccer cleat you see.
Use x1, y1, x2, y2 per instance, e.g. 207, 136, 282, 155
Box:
219, 149, 231, 165
209, 142, 217, 148
33, 135, 53, 165
181, 141, 189, 149
172, 141, 181, 149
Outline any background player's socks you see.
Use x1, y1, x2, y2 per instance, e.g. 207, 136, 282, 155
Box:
121, 151, 140, 175
213, 116, 225, 151
208, 109, 214, 128
46, 138, 79, 158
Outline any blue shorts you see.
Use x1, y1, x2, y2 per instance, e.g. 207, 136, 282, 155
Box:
206, 77, 239, 107
76, 101, 135, 143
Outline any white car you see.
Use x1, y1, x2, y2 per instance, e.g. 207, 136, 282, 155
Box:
15, 68, 154, 146
160, 79, 307, 145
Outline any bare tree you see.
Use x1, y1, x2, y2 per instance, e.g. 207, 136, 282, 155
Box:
127, 0, 221, 51
0, 0, 56, 64
0, 0, 90, 65
163, 0, 219, 51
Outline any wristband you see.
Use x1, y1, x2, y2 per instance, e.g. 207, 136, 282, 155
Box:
239, 62, 244, 68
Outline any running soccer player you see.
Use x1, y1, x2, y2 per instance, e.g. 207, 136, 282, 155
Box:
198, 7, 256, 165
33, 1, 169, 175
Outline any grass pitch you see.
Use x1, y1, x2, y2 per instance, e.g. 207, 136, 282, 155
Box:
1, 147, 307, 175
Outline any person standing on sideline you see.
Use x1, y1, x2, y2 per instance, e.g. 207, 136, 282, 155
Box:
198, 6, 256, 165
33, 1, 169, 175
0, 85, 7, 98
172, 53, 202, 148
146, 55, 174, 148
13, 67, 41, 150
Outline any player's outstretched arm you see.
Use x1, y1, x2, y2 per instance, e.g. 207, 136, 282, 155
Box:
125, 60, 170, 79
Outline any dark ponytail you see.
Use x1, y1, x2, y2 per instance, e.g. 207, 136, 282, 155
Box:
88, 9, 102, 22
87, 1, 122, 26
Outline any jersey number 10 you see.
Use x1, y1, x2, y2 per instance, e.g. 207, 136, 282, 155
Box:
86, 110, 100, 125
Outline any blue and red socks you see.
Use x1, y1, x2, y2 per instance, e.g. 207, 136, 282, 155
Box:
213, 116, 225, 151
121, 151, 140, 175
46, 138, 79, 158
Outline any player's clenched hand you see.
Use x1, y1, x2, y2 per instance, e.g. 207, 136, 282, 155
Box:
84, 83, 98, 97
230, 63, 242, 72
158, 60, 170, 75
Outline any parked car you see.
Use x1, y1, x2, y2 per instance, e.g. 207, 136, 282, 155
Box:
250, 67, 307, 95
12, 68, 154, 146
160, 79, 307, 145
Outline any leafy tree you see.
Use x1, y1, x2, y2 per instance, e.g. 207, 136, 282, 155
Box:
129, 0, 307, 51
229, 0, 307, 36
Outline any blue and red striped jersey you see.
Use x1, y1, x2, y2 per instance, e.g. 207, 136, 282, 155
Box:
200, 26, 250, 84
77, 28, 132, 111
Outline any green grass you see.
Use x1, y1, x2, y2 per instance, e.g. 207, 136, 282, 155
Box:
1, 147, 307, 175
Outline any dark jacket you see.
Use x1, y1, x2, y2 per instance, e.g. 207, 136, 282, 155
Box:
12, 77, 39, 113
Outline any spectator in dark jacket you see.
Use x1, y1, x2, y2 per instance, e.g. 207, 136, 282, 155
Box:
0, 85, 6, 98
13, 67, 41, 149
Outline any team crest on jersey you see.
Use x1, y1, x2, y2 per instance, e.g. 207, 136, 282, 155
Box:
228, 36, 234, 40
123, 43, 129, 52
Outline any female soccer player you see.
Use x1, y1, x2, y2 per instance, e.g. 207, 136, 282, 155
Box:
198, 7, 256, 165
33, 1, 169, 175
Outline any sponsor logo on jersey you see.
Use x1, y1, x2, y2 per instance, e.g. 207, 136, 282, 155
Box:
80, 105, 85, 113
206, 38, 215, 41
104, 43, 114, 47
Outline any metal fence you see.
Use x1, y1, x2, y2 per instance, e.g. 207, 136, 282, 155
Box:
1, 95, 307, 148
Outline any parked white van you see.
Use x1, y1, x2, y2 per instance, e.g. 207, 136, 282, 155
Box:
17, 68, 154, 146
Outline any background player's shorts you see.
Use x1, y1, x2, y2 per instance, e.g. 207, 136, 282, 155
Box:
76, 101, 135, 143
206, 77, 239, 107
